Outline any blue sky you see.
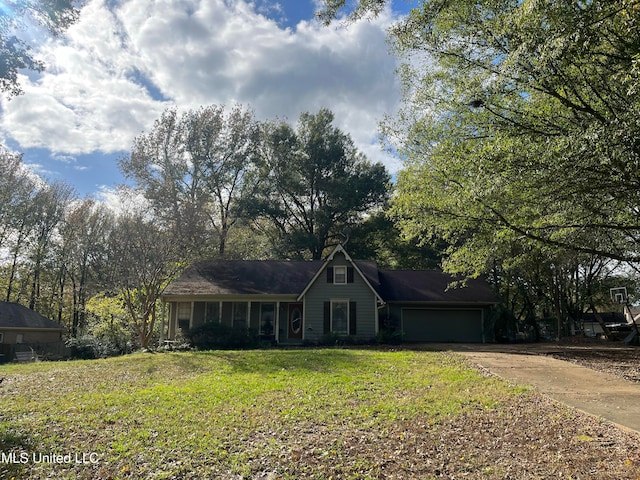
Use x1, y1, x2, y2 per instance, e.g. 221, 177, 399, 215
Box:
1, 0, 411, 200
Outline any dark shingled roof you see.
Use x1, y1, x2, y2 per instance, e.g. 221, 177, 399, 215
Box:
582, 312, 626, 324
164, 258, 496, 304
164, 260, 325, 296
378, 270, 498, 304
0, 302, 65, 330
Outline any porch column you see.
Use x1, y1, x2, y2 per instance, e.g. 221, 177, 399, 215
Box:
275, 301, 280, 343
168, 303, 174, 339
159, 300, 166, 346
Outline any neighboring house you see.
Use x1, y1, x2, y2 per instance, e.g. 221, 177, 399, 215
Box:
0, 301, 66, 361
581, 311, 633, 337
161, 245, 498, 344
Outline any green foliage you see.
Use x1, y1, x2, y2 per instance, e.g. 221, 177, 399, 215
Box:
0, 0, 80, 96
347, 212, 444, 268
387, 0, 640, 264
375, 327, 403, 345
65, 334, 134, 359
107, 214, 182, 349
187, 322, 260, 350
119, 104, 261, 259
67, 294, 138, 358
85, 293, 131, 343
316, 0, 388, 25
248, 108, 390, 259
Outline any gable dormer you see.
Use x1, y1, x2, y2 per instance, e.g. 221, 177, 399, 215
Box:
296, 245, 383, 304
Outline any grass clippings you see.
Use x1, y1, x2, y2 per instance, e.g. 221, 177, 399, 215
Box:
1, 348, 639, 479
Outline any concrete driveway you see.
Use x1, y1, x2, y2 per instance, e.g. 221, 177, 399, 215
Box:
451, 344, 640, 433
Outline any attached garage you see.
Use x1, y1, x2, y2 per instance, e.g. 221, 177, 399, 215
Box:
402, 308, 484, 343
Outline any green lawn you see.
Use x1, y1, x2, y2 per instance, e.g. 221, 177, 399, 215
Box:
0, 348, 633, 479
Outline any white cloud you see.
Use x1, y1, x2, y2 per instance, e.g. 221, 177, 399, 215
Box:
0, 0, 403, 172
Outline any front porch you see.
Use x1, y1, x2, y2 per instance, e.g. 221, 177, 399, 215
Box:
164, 299, 305, 345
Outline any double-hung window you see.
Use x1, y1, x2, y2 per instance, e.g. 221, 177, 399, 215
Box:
233, 302, 248, 329
333, 266, 347, 284
331, 300, 349, 335
177, 302, 191, 331
260, 303, 275, 336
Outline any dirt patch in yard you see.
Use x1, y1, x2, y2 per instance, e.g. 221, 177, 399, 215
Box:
259, 395, 640, 479
548, 346, 640, 383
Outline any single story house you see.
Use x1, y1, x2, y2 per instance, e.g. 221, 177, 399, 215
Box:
161, 245, 498, 344
0, 301, 66, 361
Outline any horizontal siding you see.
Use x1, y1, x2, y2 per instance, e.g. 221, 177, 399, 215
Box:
304, 253, 377, 342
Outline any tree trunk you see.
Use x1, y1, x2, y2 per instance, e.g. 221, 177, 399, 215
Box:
72, 278, 79, 337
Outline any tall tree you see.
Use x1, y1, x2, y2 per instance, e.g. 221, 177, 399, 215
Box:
0, 149, 39, 303
25, 181, 74, 311
0, 0, 80, 95
346, 212, 444, 269
107, 213, 180, 349
250, 108, 390, 259
321, 0, 640, 267
0, 148, 36, 250
182, 105, 260, 256
58, 199, 113, 336
120, 104, 260, 259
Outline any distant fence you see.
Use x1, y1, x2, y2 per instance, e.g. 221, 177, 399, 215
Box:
0, 342, 69, 363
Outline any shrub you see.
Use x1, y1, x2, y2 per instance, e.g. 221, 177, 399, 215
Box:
376, 327, 403, 345
65, 335, 134, 359
187, 322, 259, 350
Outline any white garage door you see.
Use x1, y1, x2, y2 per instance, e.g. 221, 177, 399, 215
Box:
402, 308, 484, 343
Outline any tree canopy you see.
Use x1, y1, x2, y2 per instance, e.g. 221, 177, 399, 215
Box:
320, 0, 640, 266
119, 104, 261, 259
0, 0, 80, 95
248, 108, 390, 259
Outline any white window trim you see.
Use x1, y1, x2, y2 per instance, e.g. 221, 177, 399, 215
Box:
330, 299, 350, 335
333, 266, 347, 284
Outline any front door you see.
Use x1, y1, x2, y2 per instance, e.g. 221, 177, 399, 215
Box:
288, 303, 303, 339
